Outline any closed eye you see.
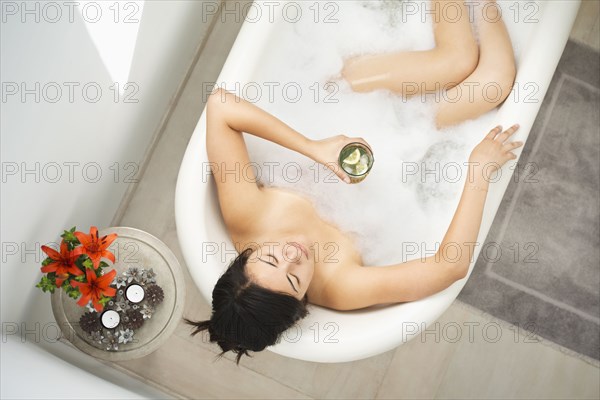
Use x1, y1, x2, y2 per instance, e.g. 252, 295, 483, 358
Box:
260, 254, 298, 293
270, 254, 300, 287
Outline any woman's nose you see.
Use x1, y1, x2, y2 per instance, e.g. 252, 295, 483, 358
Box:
283, 244, 303, 264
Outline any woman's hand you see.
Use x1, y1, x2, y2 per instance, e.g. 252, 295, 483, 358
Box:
469, 124, 524, 182
308, 134, 373, 184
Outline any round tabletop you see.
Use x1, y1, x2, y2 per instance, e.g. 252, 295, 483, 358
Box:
51, 226, 186, 361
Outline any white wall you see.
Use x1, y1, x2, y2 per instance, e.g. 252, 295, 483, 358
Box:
1, 0, 220, 397
2, 335, 156, 399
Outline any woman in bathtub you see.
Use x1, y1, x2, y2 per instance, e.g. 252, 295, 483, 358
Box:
185, 0, 522, 364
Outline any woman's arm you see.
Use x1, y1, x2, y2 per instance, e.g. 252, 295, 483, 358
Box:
435, 125, 523, 276
322, 125, 523, 310
207, 87, 316, 230
206, 88, 371, 231
208, 88, 317, 158
208, 88, 372, 183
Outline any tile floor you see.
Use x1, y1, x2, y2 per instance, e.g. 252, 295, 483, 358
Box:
108, 1, 600, 398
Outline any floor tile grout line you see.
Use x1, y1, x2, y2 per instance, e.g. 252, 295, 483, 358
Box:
453, 299, 600, 368
143, 317, 318, 398
108, 361, 187, 400
373, 349, 422, 400
56, 337, 187, 399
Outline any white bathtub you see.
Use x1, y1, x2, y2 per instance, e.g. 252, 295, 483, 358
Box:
175, 0, 581, 363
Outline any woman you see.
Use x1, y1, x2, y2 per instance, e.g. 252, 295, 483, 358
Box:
185, 0, 522, 364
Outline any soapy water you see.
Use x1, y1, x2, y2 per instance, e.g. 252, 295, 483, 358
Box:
220, 1, 525, 267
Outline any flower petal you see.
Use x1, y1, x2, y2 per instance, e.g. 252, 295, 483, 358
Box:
41, 245, 61, 260
86, 253, 102, 269
96, 269, 117, 286
73, 231, 92, 247
85, 268, 97, 283
103, 287, 117, 297
76, 292, 91, 307
70, 246, 84, 257
59, 240, 70, 256
101, 249, 116, 264
40, 262, 59, 273
92, 297, 104, 312
99, 233, 118, 250
66, 264, 84, 276
72, 283, 91, 296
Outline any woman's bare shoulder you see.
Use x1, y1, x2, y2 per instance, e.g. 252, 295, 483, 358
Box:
309, 261, 365, 309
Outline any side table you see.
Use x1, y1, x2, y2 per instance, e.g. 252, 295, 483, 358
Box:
51, 226, 186, 361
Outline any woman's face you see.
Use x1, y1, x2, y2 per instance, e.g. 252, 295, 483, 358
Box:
244, 236, 315, 301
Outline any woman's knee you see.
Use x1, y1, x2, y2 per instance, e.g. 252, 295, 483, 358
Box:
433, 60, 517, 129
436, 43, 479, 85
480, 60, 517, 106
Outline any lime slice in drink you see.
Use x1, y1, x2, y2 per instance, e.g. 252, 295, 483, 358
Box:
343, 148, 361, 165
355, 161, 368, 175
341, 162, 354, 174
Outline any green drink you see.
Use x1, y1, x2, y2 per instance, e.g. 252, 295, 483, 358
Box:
339, 142, 374, 183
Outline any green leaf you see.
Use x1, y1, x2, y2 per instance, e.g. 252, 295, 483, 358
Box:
98, 295, 113, 306
63, 281, 81, 299
74, 255, 85, 268
35, 275, 57, 293
61, 226, 81, 250
99, 261, 109, 269
82, 257, 94, 270
41, 256, 53, 266
73, 274, 86, 282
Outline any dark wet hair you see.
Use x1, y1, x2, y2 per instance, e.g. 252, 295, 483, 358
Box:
183, 247, 310, 365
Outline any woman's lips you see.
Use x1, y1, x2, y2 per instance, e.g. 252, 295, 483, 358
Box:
289, 242, 308, 260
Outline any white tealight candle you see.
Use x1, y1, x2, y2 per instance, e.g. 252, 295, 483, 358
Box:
101, 310, 120, 329
126, 284, 145, 303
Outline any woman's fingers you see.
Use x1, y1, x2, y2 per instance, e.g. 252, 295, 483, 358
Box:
486, 125, 503, 140
502, 140, 524, 152
495, 124, 520, 142
331, 163, 351, 184
502, 139, 523, 162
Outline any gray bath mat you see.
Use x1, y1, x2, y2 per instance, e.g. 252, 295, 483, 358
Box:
458, 40, 600, 361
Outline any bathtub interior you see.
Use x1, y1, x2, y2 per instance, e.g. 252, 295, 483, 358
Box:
176, 0, 581, 363
236, 0, 542, 270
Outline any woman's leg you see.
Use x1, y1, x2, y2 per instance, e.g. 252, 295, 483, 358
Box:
435, 0, 516, 128
340, 0, 479, 95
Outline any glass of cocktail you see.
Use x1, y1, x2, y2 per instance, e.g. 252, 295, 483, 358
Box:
338, 142, 374, 183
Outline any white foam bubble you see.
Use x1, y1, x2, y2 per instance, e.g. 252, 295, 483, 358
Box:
234, 1, 504, 267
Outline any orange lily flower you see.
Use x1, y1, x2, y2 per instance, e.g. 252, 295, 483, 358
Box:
71, 268, 117, 312
41, 241, 84, 287
74, 226, 117, 269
